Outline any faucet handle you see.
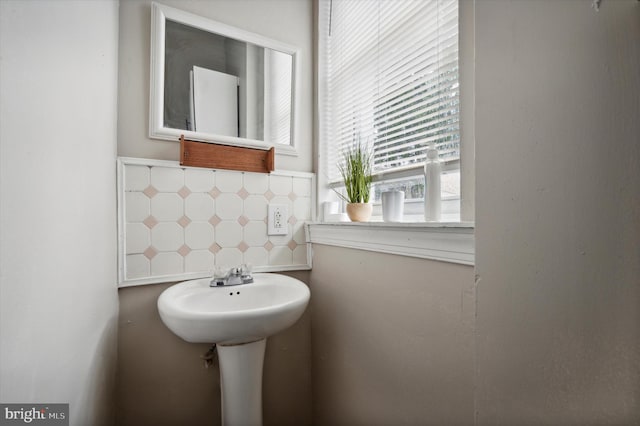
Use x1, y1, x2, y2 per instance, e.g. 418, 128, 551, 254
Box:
212, 266, 228, 279
240, 263, 253, 276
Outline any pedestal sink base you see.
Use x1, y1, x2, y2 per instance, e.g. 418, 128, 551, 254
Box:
217, 339, 266, 426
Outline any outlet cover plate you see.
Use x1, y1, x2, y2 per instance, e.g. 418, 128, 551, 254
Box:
268, 204, 288, 235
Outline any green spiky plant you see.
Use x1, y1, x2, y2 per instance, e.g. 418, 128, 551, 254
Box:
336, 140, 373, 204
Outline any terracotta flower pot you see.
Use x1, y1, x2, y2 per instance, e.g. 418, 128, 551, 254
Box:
346, 203, 372, 222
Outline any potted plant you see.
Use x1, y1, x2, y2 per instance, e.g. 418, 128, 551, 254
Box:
336, 140, 373, 222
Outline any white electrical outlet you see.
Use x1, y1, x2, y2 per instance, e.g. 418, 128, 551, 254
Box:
268, 204, 289, 236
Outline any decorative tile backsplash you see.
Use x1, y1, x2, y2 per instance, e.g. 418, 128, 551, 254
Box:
117, 157, 315, 286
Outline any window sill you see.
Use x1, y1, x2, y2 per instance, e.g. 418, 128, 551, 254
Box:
305, 221, 475, 265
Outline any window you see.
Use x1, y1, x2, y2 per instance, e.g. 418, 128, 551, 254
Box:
319, 0, 464, 221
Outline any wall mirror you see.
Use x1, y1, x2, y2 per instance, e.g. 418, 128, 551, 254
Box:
150, 2, 299, 154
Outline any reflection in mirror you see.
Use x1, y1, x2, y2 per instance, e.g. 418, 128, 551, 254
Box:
164, 20, 292, 145
150, 3, 298, 152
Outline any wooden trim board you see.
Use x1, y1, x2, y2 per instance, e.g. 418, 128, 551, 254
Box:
180, 135, 275, 173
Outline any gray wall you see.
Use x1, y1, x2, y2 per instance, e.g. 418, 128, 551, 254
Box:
116, 272, 312, 426
310, 245, 476, 425
163, 20, 229, 130
117, 0, 313, 172
0, 1, 120, 425
308, 0, 639, 425
475, 0, 640, 424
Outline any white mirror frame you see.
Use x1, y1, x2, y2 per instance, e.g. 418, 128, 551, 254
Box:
150, 2, 300, 155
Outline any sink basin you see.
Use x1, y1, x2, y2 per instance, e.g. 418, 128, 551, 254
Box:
157, 273, 310, 345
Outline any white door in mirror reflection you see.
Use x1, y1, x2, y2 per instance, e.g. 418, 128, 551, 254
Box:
190, 66, 239, 136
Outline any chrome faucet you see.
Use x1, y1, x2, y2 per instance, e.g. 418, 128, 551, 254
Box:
210, 265, 254, 287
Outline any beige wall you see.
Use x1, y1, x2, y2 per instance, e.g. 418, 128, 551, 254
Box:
116, 271, 311, 426
0, 1, 119, 425
116, 1, 314, 424
310, 245, 476, 425
117, 0, 313, 173
475, 1, 640, 424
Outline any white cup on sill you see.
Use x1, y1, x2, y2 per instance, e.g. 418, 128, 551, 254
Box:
381, 191, 405, 222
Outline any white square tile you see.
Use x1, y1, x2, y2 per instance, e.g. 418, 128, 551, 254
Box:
215, 221, 242, 247
270, 195, 293, 209
151, 193, 183, 221
124, 165, 150, 191
268, 230, 292, 246
293, 222, 306, 244
185, 222, 214, 249
150, 166, 184, 192
243, 172, 269, 194
294, 197, 312, 220
126, 223, 150, 254
125, 192, 150, 222
215, 248, 242, 268
244, 196, 268, 220
151, 252, 184, 276
269, 246, 292, 266
292, 177, 312, 197
244, 221, 268, 246
293, 245, 308, 265
185, 193, 214, 221
185, 250, 214, 273
243, 247, 268, 266
215, 193, 243, 220
215, 170, 243, 193
126, 254, 150, 279
185, 168, 215, 192
151, 222, 184, 251
269, 175, 293, 195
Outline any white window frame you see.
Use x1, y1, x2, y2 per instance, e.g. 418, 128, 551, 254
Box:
313, 0, 475, 263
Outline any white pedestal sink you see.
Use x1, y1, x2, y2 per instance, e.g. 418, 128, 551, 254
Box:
157, 273, 310, 426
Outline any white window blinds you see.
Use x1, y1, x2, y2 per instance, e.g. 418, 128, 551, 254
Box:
320, 0, 459, 183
